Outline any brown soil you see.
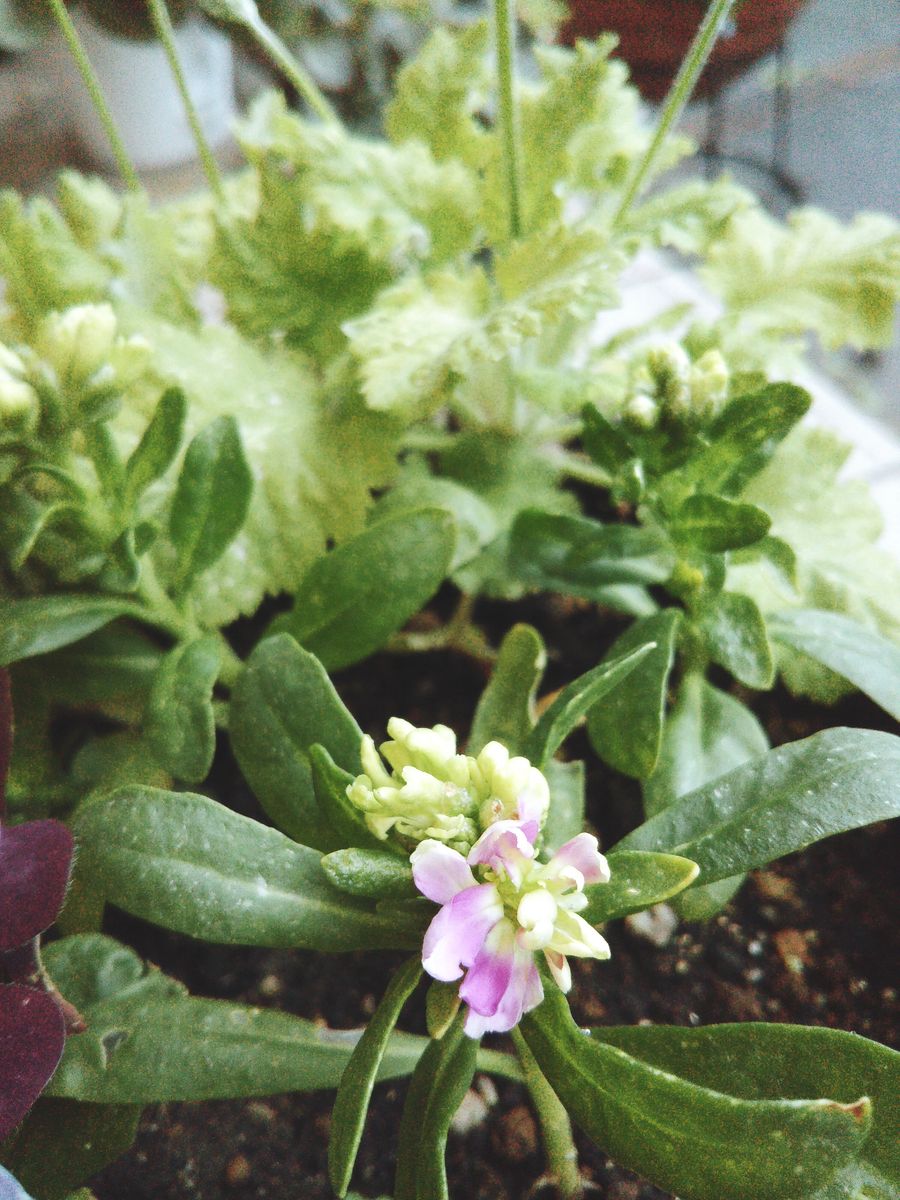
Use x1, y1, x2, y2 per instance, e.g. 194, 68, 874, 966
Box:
89, 592, 899, 1199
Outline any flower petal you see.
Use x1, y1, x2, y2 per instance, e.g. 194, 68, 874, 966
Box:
468, 820, 536, 884
459, 919, 517, 1016
544, 948, 572, 993
549, 833, 610, 886
464, 937, 544, 1037
549, 908, 611, 960
421, 884, 503, 981
411, 840, 477, 905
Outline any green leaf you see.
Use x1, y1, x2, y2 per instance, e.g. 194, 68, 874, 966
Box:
581, 849, 700, 924
617, 727, 900, 885
697, 590, 774, 689
329, 956, 422, 1198
729, 426, 900, 703
0, 1099, 139, 1200
13, 623, 162, 708
587, 609, 682, 779
274, 509, 456, 671
469, 623, 546, 756
675, 383, 811, 497
589, 1023, 899, 1200
144, 635, 221, 783
670, 495, 771, 553
309, 745, 389, 854
522, 987, 872, 1200
524, 642, 657, 769
122, 387, 186, 509
320, 848, 415, 901
395, 1013, 477, 1200
643, 673, 770, 919
43, 935, 427, 1103
373, 469, 499, 574
542, 759, 586, 856
581, 402, 636, 475
509, 510, 675, 599
0, 596, 144, 668
768, 609, 900, 721
229, 634, 362, 850
72, 788, 416, 951
168, 415, 253, 588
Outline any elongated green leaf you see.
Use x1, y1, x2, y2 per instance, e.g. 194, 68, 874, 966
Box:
72, 788, 416, 951
542, 758, 585, 856
644, 673, 769, 918
274, 509, 456, 671
144, 635, 221, 783
510, 510, 675, 599
0, 1099, 139, 1200
769, 609, 900, 721
395, 1012, 477, 1200
310, 744, 388, 853
675, 383, 811, 496
524, 642, 657, 769
590, 1024, 898, 1200
169, 415, 253, 588
671, 495, 771, 553
230, 634, 363, 850
588, 610, 682, 779
523, 987, 871, 1200
321, 848, 415, 900
123, 387, 186, 509
698, 590, 774, 689
618, 727, 900, 884
329, 957, 423, 1198
469, 623, 545, 755
43, 935, 426, 1103
581, 402, 636, 475
0, 596, 145, 667
15, 623, 162, 707
581, 850, 699, 924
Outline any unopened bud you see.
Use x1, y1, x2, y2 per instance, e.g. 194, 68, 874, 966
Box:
689, 349, 729, 421
41, 303, 118, 388
622, 393, 659, 430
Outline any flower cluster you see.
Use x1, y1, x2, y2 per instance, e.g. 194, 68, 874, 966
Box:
411, 821, 611, 1037
347, 718, 550, 852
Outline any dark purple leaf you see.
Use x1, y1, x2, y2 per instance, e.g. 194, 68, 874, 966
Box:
0, 668, 11, 819
0, 985, 66, 1141
0, 822, 74, 951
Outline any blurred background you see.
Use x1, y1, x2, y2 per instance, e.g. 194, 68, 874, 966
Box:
0, 0, 897, 421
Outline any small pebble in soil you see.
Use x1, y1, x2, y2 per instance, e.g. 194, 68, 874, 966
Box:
225, 1156, 251, 1187
492, 1105, 538, 1162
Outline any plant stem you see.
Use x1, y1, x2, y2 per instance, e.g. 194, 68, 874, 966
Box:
492, 0, 523, 241
613, 0, 736, 226
244, 11, 339, 126
145, 0, 226, 201
512, 1027, 582, 1199
45, 0, 142, 192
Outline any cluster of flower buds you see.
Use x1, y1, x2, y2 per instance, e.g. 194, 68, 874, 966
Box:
36, 303, 150, 424
347, 718, 550, 852
348, 720, 611, 1036
622, 341, 729, 431
0, 345, 39, 439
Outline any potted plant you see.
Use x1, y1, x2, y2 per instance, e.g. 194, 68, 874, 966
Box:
561, 0, 806, 100
0, 1, 897, 1197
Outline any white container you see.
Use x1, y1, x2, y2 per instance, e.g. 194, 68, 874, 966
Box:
64, 10, 236, 171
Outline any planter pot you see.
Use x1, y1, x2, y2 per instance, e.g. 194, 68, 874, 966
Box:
64, 10, 236, 171
561, 0, 806, 101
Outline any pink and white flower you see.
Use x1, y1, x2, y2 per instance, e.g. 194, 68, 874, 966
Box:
410, 822, 611, 1037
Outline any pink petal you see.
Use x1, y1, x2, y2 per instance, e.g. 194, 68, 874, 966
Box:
468, 820, 535, 884
421, 884, 502, 982
459, 919, 516, 1015
464, 938, 543, 1037
411, 840, 476, 905
550, 833, 610, 886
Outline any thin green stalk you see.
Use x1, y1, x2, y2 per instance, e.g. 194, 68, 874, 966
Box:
45, 0, 141, 191
613, 0, 736, 225
244, 12, 339, 126
145, 0, 225, 200
512, 1027, 582, 1199
492, 0, 523, 241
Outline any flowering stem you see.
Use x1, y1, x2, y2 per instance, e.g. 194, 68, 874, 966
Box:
492, 0, 523, 241
45, 0, 142, 192
613, 0, 736, 226
145, 0, 226, 201
386, 593, 496, 665
512, 1027, 582, 1198
243, 10, 339, 127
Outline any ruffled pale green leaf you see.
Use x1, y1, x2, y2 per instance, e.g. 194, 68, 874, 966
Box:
729, 426, 900, 702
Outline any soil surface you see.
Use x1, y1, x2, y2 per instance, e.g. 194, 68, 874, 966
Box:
89, 592, 899, 1199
